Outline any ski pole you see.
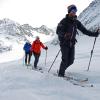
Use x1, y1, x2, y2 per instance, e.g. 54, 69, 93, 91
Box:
87, 37, 97, 71
45, 50, 47, 66
48, 49, 61, 72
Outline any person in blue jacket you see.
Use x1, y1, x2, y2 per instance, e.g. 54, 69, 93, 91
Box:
23, 41, 32, 66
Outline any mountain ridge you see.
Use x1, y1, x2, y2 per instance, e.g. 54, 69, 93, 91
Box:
78, 0, 100, 30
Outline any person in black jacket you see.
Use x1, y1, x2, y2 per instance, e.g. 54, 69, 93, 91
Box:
56, 4, 100, 77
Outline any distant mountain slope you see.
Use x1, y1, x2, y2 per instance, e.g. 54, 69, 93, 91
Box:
78, 0, 100, 30
0, 18, 54, 38
0, 18, 54, 53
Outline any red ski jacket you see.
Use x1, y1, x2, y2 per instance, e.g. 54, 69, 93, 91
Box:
30, 40, 45, 54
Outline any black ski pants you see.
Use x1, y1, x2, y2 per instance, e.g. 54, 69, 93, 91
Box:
33, 52, 40, 68
58, 45, 75, 76
25, 52, 32, 65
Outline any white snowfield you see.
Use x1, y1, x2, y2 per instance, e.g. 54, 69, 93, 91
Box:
0, 34, 100, 100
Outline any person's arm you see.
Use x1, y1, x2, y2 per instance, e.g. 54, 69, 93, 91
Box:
56, 18, 67, 38
77, 20, 99, 37
40, 42, 48, 50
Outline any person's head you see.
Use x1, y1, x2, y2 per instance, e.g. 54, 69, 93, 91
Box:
67, 5, 77, 16
26, 40, 31, 44
36, 36, 40, 40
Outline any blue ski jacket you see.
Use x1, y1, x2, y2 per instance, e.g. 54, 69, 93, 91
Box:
23, 42, 31, 53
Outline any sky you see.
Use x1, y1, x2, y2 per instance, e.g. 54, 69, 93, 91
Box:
0, 0, 93, 28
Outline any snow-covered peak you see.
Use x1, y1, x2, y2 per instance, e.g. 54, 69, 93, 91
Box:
0, 18, 23, 36
0, 18, 17, 24
78, 0, 100, 30
0, 18, 55, 53
33, 25, 54, 35
0, 18, 55, 39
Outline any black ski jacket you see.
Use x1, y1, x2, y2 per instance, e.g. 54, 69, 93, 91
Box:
56, 14, 98, 47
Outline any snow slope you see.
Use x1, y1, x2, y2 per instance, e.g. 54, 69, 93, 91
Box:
0, 35, 100, 100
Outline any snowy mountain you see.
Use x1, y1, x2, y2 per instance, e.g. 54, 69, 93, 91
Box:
32, 25, 54, 35
0, 18, 54, 37
78, 0, 100, 30
0, 18, 55, 53
0, 18, 29, 40
21, 24, 54, 36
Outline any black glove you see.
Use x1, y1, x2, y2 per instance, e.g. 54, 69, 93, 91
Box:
45, 46, 48, 50
95, 29, 100, 37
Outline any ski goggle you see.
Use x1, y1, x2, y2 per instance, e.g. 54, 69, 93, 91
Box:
70, 9, 77, 14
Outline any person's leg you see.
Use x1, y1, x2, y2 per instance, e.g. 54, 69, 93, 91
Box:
58, 45, 70, 77
67, 47, 75, 67
34, 53, 40, 68
28, 52, 32, 65
25, 53, 28, 65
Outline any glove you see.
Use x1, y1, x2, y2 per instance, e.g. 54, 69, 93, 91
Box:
45, 46, 48, 50
95, 29, 100, 37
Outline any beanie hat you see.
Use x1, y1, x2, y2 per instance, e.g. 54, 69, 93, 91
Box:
67, 5, 77, 13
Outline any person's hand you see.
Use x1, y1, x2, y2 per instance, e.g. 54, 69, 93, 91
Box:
45, 46, 48, 50
95, 29, 100, 37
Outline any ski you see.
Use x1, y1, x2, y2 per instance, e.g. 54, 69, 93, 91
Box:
64, 75, 88, 82
26, 65, 94, 87
26, 64, 44, 73
71, 82, 94, 87
32, 67, 44, 73
32, 68, 43, 71
64, 76, 93, 87
53, 73, 93, 87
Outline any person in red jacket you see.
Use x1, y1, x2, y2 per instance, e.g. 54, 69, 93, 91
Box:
30, 36, 48, 69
